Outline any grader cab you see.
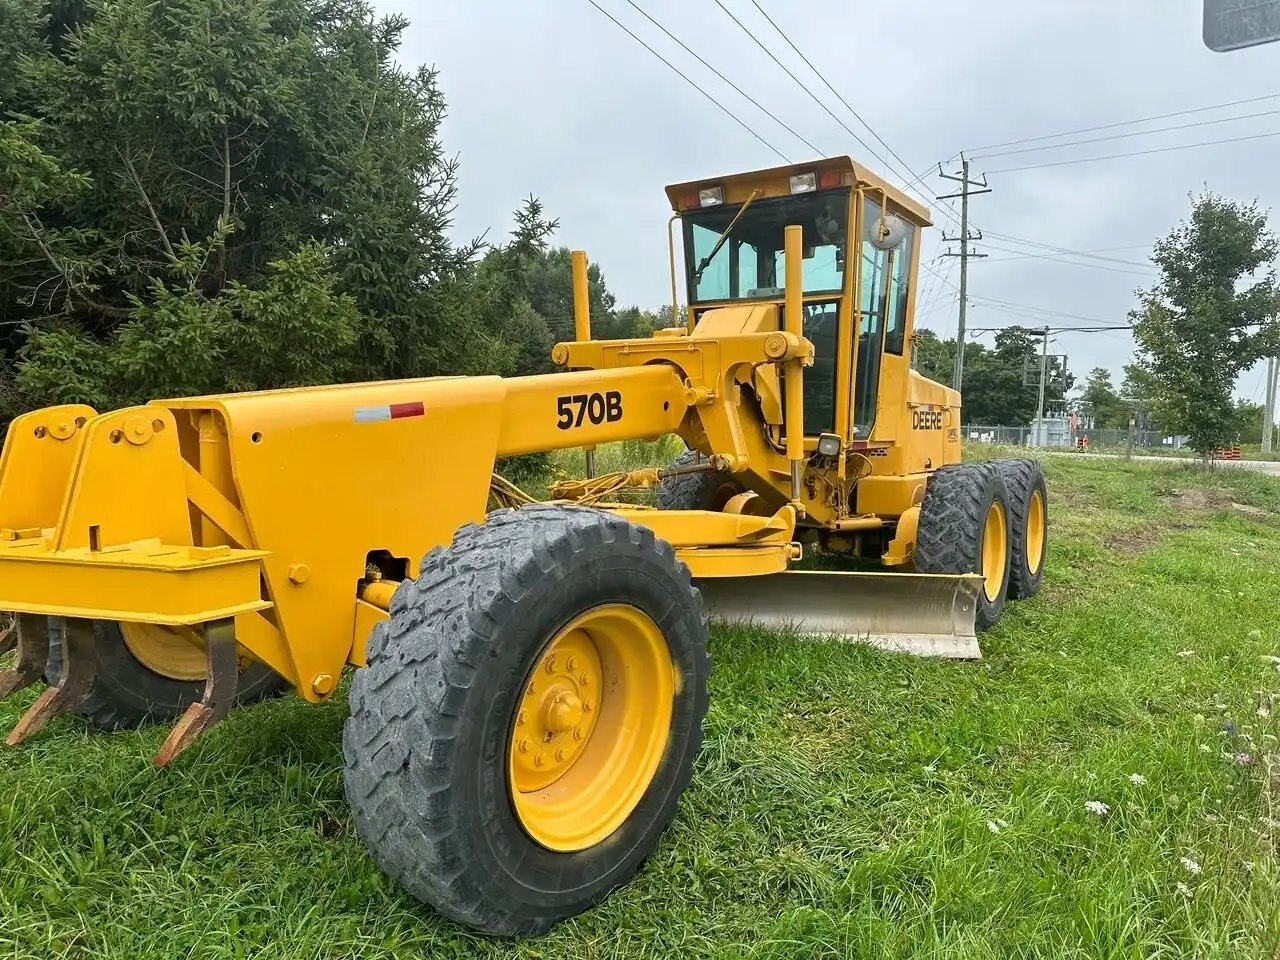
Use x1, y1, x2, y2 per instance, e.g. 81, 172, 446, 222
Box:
0, 156, 1047, 935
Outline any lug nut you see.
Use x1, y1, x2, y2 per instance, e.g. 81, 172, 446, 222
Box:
534, 751, 545, 767
518, 738, 530, 753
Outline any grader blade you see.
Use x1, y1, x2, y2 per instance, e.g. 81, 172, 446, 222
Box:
695, 570, 985, 659
5, 618, 97, 745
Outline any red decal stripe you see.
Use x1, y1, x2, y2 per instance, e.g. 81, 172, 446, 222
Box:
389, 401, 425, 419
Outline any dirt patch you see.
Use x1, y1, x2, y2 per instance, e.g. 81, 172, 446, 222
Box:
1230, 501, 1269, 519
1163, 487, 1227, 511
1105, 527, 1161, 556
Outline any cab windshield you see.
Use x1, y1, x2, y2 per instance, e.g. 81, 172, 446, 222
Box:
684, 190, 850, 303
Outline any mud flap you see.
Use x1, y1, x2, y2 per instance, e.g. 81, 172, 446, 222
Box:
695, 570, 984, 659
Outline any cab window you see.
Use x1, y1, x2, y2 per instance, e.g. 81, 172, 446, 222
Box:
684, 191, 849, 303
882, 224, 914, 356
853, 198, 892, 436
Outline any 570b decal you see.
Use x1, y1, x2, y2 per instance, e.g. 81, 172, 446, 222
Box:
556, 391, 623, 429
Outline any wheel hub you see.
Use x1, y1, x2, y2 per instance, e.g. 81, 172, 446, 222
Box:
508, 604, 675, 852
120, 622, 207, 681
512, 632, 601, 792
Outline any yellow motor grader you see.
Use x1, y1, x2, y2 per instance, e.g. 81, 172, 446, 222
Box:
0, 156, 1047, 935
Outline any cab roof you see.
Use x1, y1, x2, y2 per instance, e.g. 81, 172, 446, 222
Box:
664, 155, 932, 227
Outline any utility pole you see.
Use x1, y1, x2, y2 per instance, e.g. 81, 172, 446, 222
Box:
938, 157, 991, 392
1033, 326, 1050, 448
1263, 355, 1278, 454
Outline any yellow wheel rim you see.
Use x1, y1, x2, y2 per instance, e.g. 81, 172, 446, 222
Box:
509, 604, 674, 852
980, 500, 1008, 602
1026, 488, 1046, 575
120, 623, 207, 681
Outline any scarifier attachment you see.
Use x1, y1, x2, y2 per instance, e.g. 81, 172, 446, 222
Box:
153, 618, 238, 767
696, 570, 985, 659
2, 615, 97, 744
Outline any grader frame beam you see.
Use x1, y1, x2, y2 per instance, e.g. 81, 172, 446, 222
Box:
0, 319, 811, 710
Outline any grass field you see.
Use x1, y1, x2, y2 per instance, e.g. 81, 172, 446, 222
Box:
1, 452, 1278, 959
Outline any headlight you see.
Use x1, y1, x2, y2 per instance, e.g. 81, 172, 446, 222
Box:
789, 172, 817, 194
698, 186, 724, 207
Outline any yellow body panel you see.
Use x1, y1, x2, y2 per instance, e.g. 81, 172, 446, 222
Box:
0, 154, 988, 712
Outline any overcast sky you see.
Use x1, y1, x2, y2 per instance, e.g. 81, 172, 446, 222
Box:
376, 0, 1280, 405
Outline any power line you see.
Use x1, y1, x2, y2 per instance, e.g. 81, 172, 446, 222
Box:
967, 294, 1120, 325
983, 231, 1155, 267
584, 0, 790, 163
970, 106, 1280, 160
966, 91, 1280, 153
975, 243, 1154, 277
619, 0, 823, 157
987, 128, 1280, 174
745, 0, 919, 189
977, 240, 1152, 266
712, 0, 880, 159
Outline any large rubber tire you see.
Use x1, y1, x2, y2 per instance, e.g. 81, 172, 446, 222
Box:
992, 457, 1048, 600
45, 619, 286, 731
656, 449, 744, 511
342, 504, 709, 936
914, 462, 1012, 632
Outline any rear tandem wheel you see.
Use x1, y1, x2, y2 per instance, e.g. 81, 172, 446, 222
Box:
44, 619, 284, 730
342, 504, 710, 936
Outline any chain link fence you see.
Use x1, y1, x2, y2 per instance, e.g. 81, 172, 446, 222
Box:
964, 425, 1183, 451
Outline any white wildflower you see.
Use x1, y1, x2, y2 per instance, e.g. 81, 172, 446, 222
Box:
1175, 881, 1194, 899
923, 762, 937, 774
1258, 707, 1271, 719
1199, 743, 1212, 753
1176, 650, 1196, 658
1084, 800, 1110, 816
1241, 860, 1255, 873
1128, 773, 1147, 785
987, 820, 1000, 833
1180, 856, 1202, 875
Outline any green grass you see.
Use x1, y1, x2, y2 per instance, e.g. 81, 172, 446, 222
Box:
2, 455, 1278, 959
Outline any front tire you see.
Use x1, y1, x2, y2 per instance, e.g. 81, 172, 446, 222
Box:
657, 449, 744, 511
342, 504, 709, 936
914, 462, 1012, 631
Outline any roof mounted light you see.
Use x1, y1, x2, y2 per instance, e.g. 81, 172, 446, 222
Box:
698, 186, 724, 207
789, 172, 817, 194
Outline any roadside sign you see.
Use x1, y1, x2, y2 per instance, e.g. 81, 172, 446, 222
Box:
1204, 0, 1280, 51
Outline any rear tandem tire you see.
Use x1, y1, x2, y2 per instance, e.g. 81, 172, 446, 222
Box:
656, 449, 744, 511
914, 462, 1012, 631
342, 504, 709, 936
991, 457, 1048, 599
44, 619, 285, 731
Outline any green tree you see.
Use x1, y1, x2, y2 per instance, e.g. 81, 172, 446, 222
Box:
1080, 367, 1126, 428
1232, 399, 1267, 445
1130, 192, 1280, 457
523, 246, 618, 342
1, 0, 552, 417
912, 327, 1071, 425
